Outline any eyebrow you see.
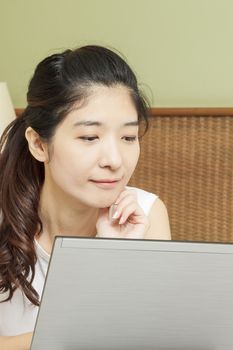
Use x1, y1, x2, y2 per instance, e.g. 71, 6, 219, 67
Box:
73, 120, 139, 127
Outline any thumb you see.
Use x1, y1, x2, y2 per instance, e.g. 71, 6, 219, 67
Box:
96, 207, 110, 225
96, 207, 111, 237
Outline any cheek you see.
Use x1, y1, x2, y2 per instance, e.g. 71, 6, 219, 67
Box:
48, 145, 97, 183
47, 146, 80, 182
125, 144, 140, 174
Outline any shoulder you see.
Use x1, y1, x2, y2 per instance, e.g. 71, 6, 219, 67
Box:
145, 198, 171, 240
126, 186, 171, 240
126, 186, 158, 216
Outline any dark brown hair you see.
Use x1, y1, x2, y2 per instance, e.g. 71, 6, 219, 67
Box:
0, 45, 150, 305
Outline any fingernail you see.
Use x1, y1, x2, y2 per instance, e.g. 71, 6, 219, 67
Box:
119, 216, 124, 225
109, 204, 118, 221
112, 211, 119, 219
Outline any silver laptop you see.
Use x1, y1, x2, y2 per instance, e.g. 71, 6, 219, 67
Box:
31, 237, 233, 350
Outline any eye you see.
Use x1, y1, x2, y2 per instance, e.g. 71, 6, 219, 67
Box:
78, 136, 99, 142
122, 136, 137, 143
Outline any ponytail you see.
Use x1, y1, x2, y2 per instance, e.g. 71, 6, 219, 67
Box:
0, 112, 44, 305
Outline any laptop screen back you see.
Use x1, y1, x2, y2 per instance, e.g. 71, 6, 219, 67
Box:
31, 237, 233, 350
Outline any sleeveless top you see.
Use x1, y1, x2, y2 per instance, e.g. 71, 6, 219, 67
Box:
0, 187, 158, 336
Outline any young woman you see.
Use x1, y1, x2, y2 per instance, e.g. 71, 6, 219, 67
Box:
0, 45, 171, 349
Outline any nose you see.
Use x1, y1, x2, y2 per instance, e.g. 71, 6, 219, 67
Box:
98, 138, 122, 170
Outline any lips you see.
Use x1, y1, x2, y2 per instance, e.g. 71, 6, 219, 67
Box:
89, 178, 121, 189
90, 179, 120, 183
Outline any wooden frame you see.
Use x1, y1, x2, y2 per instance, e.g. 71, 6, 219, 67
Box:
15, 108, 233, 117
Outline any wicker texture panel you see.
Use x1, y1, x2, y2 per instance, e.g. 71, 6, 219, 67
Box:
129, 116, 233, 242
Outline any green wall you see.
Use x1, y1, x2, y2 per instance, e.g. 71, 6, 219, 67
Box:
0, 0, 233, 107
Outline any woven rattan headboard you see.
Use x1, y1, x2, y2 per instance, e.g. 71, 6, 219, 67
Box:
16, 108, 233, 243
129, 108, 233, 243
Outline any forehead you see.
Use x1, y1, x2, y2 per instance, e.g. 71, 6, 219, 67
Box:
64, 85, 138, 127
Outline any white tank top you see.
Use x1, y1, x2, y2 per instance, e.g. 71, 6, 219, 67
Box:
0, 187, 157, 336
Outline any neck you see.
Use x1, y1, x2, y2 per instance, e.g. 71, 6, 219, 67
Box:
36, 182, 99, 254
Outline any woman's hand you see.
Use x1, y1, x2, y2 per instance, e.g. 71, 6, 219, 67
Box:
96, 189, 149, 239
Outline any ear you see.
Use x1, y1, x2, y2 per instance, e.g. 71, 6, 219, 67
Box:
25, 127, 49, 162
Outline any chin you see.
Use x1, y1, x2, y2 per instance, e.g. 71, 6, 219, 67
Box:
85, 183, 128, 208
96, 200, 116, 209
89, 195, 119, 209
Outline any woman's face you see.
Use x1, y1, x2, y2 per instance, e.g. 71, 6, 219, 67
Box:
44, 85, 140, 208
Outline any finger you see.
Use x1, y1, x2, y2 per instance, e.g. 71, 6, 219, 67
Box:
119, 202, 146, 225
109, 203, 118, 221
114, 188, 137, 205
111, 193, 138, 220
118, 202, 137, 225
